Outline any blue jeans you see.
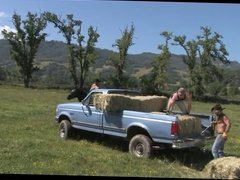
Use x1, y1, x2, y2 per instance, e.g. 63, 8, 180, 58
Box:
212, 134, 227, 159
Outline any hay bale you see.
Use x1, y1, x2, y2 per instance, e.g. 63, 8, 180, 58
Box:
177, 115, 202, 138
203, 156, 240, 179
128, 95, 168, 112
93, 94, 129, 112
93, 94, 168, 112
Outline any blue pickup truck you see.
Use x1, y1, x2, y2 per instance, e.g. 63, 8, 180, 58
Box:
55, 89, 215, 158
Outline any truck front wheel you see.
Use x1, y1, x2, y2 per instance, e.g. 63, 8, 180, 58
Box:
59, 120, 72, 140
129, 134, 153, 158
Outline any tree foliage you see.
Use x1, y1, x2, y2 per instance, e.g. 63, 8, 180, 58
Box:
140, 31, 172, 94
44, 12, 99, 88
1, 11, 47, 87
173, 35, 203, 96
152, 31, 172, 92
173, 26, 230, 98
109, 24, 135, 88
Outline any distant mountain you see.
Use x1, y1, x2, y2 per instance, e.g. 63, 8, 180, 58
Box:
1, 39, 240, 87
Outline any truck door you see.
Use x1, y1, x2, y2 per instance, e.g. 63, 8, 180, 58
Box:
74, 92, 103, 133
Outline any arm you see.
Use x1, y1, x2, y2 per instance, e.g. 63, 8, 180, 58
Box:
167, 93, 177, 112
222, 115, 231, 138
167, 98, 174, 111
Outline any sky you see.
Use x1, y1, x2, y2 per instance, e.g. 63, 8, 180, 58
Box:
0, 0, 240, 62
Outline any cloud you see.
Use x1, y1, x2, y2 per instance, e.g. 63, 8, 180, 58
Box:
0, 12, 8, 18
0, 25, 16, 39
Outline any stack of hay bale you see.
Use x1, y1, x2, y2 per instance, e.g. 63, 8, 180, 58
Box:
203, 156, 240, 179
93, 94, 203, 138
93, 93, 168, 112
177, 115, 202, 138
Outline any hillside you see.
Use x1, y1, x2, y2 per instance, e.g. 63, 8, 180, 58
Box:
0, 39, 190, 72
1, 39, 240, 88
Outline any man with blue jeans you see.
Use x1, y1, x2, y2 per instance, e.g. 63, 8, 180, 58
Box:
211, 104, 231, 159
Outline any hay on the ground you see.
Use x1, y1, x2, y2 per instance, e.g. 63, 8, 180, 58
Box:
203, 156, 240, 179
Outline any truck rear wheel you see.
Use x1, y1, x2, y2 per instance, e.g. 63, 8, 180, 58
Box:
59, 120, 72, 140
129, 134, 153, 158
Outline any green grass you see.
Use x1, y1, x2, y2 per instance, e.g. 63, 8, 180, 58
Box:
0, 85, 239, 178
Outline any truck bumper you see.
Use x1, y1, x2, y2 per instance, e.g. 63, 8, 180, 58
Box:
172, 136, 215, 149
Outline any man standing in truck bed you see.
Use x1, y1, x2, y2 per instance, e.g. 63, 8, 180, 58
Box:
167, 87, 192, 114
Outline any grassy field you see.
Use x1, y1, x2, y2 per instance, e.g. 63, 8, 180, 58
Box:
0, 85, 239, 178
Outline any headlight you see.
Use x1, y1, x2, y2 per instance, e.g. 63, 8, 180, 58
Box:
56, 106, 59, 114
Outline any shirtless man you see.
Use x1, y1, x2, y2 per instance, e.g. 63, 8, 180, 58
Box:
211, 104, 231, 159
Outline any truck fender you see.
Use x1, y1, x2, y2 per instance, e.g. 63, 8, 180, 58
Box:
127, 122, 151, 139
58, 111, 72, 123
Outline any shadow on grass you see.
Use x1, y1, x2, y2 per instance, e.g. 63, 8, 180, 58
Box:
152, 148, 213, 171
72, 129, 129, 152
71, 129, 239, 171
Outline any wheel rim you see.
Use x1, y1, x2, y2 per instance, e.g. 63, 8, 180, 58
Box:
134, 143, 145, 157
60, 124, 65, 138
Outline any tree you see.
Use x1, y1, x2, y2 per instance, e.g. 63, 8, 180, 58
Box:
141, 31, 172, 94
173, 35, 204, 96
208, 81, 225, 98
173, 26, 230, 98
0, 67, 7, 81
109, 24, 135, 88
197, 26, 230, 93
1, 12, 47, 87
228, 84, 239, 97
152, 31, 172, 93
75, 26, 100, 88
44, 12, 99, 89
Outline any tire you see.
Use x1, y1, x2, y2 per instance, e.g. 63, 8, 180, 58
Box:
129, 134, 153, 158
59, 120, 72, 140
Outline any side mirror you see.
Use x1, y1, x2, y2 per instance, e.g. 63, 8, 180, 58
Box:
82, 99, 86, 105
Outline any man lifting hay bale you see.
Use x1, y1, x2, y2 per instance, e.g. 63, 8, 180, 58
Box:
167, 87, 192, 114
